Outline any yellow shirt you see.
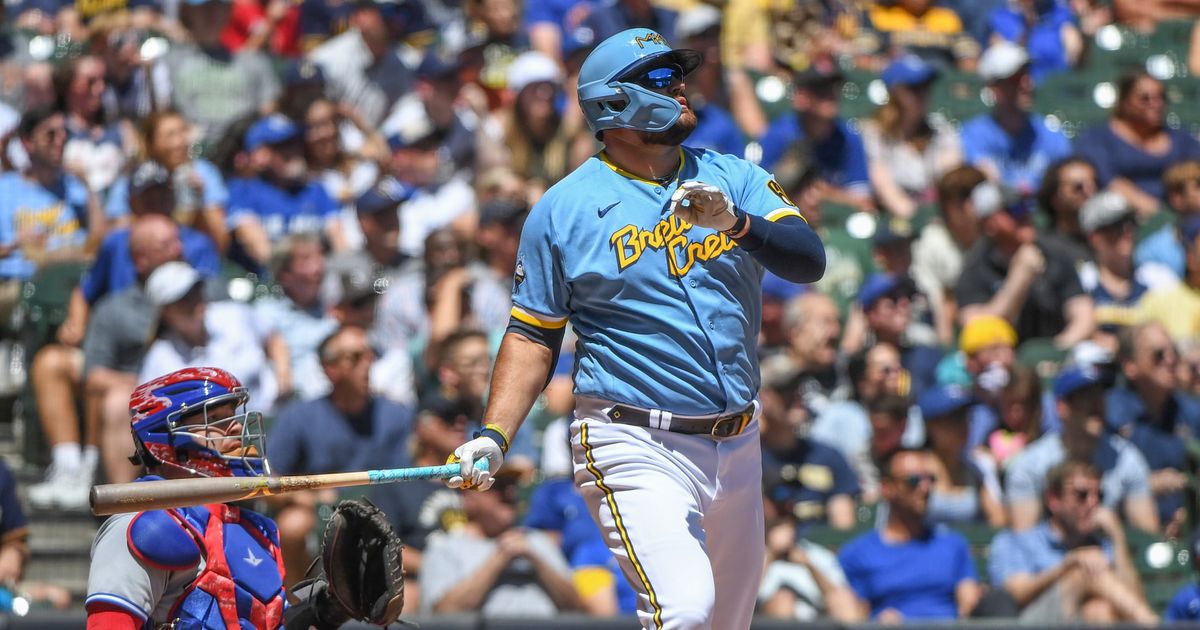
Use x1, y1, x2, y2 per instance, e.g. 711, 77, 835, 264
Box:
1137, 283, 1200, 342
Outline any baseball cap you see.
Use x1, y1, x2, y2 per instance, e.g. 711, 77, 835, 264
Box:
918, 385, 974, 419
386, 114, 441, 151
873, 217, 915, 248
793, 57, 845, 88
858, 273, 913, 310
146, 261, 204, 308
417, 48, 462, 81
959, 314, 1017, 355
1053, 365, 1104, 399
507, 51, 563, 93
244, 114, 301, 151
977, 41, 1030, 82
1080, 191, 1134, 234
283, 59, 325, 87
356, 177, 413, 215
676, 5, 721, 41
479, 199, 529, 228
882, 54, 939, 89
331, 267, 386, 306
129, 161, 172, 197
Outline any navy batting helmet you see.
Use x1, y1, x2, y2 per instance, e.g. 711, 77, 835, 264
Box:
130, 367, 270, 478
577, 28, 702, 136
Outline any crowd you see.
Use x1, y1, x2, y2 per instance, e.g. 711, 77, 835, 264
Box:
2, 0, 1200, 623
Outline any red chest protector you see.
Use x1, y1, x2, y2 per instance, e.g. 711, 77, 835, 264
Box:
127, 503, 286, 629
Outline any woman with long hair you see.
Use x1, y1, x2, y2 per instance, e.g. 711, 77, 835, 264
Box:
56, 54, 134, 196
860, 55, 962, 218
1075, 70, 1200, 218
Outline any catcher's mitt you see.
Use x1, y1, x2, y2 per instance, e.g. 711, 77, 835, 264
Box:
319, 498, 406, 626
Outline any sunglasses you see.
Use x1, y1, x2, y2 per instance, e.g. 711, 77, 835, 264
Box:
1151, 347, 1178, 366
1135, 91, 1165, 104
1071, 487, 1102, 503
629, 65, 683, 91
894, 474, 935, 489
1062, 179, 1093, 194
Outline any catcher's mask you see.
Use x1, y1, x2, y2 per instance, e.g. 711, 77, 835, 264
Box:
129, 367, 270, 478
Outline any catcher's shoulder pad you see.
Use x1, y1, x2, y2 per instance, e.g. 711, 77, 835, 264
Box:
126, 506, 206, 571
238, 507, 282, 547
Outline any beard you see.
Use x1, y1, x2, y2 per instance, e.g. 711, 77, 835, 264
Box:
637, 108, 698, 146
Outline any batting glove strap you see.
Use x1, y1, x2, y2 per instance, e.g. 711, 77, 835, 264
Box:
721, 207, 749, 237
478, 423, 511, 454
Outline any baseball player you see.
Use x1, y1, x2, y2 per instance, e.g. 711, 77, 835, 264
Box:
448, 28, 826, 630
84, 366, 403, 630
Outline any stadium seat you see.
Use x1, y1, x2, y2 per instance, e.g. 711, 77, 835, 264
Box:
1124, 528, 1195, 614
1015, 339, 1067, 389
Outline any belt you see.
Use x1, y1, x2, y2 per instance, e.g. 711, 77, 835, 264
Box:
605, 403, 755, 438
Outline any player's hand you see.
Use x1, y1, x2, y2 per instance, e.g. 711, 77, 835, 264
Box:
446, 436, 504, 491
669, 181, 736, 231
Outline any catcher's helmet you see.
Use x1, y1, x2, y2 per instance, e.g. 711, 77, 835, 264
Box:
577, 28, 703, 136
130, 367, 270, 478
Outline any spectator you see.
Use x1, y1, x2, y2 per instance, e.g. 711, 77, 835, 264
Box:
761, 292, 848, 419
325, 263, 416, 407
755, 58, 872, 210
960, 41, 1071, 194
1075, 70, 1200, 217
919, 385, 1006, 526
759, 518, 862, 622
986, 0, 1083, 82
838, 448, 981, 622
759, 375, 860, 530
304, 96, 389, 250
1108, 321, 1200, 534
252, 233, 337, 401
107, 111, 231, 252
226, 114, 344, 267
951, 314, 1019, 449
861, 55, 963, 219
1035, 156, 1099, 266
675, 6, 745, 158
523, 0, 594, 63
1136, 159, 1200, 278
419, 469, 582, 616
324, 176, 409, 302
811, 344, 925, 504
1165, 529, 1200, 622
378, 227, 467, 346
158, 0, 281, 144
989, 460, 1157, 623
912, 166, 990, 347
308, 0, 415, 127
862, 0, 980, 71
56, 54, 131, 196
458, 0, 527, 111
371, 394, 470, 614
1005, 366, 1158, 532
0, 459, 28, 592
1139, 216, 1200, 342
138, 261, 279, 412
0, 107, 97, 320
955, 179, 1095, 347
267, 324, 414, 585
384, 48, 482, 178
987, 363, 1044, 468
1079, 192, 1176, 337
221, 0, 301, 57
850, 271, 942, 396
387, 117, 477, 259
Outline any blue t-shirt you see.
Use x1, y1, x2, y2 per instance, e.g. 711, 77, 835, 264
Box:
838, 526, 976, 620
513, 147, 811, 415
0, 459, 27, 537
105, 159, 228, 220
960, 113, 1071, 193
267, 397, 414, 475
1105, 387, 1200, 524
1074, 123, 1200, 200
79, 226, 221, 305
0, 172, 88, 280
226, 177, 339, 242
687, 105, 747, 159
1135, 224, 1184, 278
1166, 582, 1200, 621
757, 116, 870, 194
987, 3, 1077, 83
523, 477, 637, 614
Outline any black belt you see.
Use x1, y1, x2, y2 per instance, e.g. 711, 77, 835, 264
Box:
605, 404, 755, 438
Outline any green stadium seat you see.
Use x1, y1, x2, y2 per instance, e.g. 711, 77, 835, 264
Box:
930, 70, 988, 126
1125, 528, 1195, 615
1016, 339, 1067, 389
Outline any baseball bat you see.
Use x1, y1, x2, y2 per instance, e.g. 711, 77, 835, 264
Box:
90, 461, 488, 516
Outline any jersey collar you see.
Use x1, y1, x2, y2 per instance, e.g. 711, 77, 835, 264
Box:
597, 147, 686, 186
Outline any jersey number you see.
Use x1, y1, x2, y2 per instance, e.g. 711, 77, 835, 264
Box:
767, 180, 797, 207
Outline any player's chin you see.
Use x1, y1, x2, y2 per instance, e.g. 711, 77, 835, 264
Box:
638, 110, 698, 147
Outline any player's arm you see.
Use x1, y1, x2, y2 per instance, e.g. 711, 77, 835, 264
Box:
728, 213, 825, 284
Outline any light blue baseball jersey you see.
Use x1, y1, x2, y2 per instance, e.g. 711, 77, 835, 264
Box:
512, 146, 806, 416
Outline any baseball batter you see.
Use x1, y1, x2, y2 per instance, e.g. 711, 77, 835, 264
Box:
448, 28, 826, 630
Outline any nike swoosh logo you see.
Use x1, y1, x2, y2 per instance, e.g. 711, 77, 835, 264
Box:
598, 201, 620, 218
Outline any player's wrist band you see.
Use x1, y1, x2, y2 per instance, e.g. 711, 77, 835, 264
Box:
722, 207, 748, 237
477, 423, 511, 454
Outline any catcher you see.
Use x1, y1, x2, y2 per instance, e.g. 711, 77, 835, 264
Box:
84, 366, 405, 629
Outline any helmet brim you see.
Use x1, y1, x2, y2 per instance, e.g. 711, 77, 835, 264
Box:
617, 49, 704, 83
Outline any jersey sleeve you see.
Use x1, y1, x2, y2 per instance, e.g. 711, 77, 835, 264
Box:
729, 158, 804, 223
85, 513, 168, 623
510, 201, 570, 330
